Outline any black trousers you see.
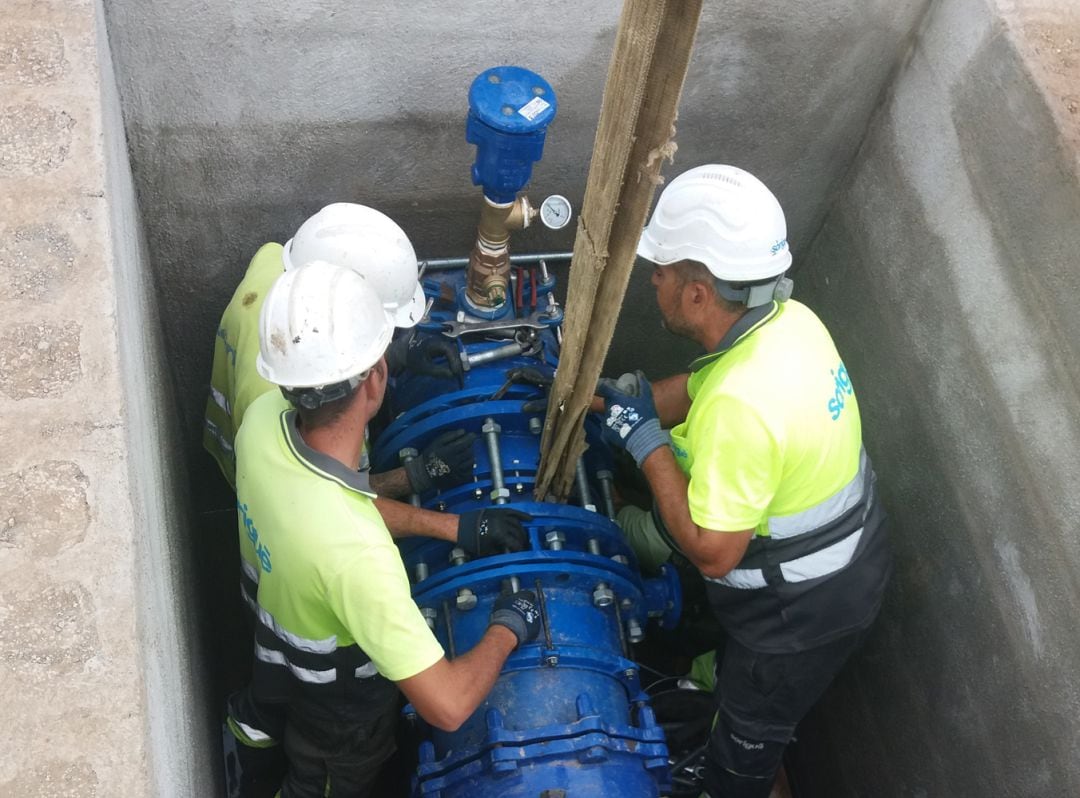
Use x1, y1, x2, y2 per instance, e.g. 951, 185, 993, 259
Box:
702, 629, 868, 798
279, 702, 398, 798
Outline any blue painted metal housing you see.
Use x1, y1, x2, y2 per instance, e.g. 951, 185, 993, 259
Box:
466, 66, 557, 203
376, 265, 680, 798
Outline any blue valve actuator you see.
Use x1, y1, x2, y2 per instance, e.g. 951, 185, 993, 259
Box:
467, 66, 557, 204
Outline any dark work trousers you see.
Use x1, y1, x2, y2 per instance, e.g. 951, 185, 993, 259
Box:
279, 702, 398, 798
224, 688, 289, 798
702, 629, 868, 798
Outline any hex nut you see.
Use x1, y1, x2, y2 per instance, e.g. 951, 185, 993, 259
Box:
456, 588, 478, 611
592, 584, 615, 607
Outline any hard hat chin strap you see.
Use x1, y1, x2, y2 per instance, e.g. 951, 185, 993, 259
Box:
281, 370, 370, 411
715, 275, 794, 308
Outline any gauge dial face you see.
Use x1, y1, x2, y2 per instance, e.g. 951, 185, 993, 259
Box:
539, 194, 572, 230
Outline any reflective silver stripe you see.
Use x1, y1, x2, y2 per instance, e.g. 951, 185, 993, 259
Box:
210, 385, 233, 416
706, 569, 768, 590
767, 449, 868, 540
235, 719, 274, 744
242, 596, 338, 655
204, 418, 235, 454
355, 662, 379, 679
255, 642, 336, 685
240, 558, 260, 584
707, 528, 863, 589
780, 528, 862, 583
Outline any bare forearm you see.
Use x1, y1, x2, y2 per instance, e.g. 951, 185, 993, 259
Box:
369, 466, 413, 500
652, 373, 691, 428
373, 497, 458, 542
442, 626, 517, 708
399, 625, 517, 731
642, 447, 706, 560
641, 447, 750, 577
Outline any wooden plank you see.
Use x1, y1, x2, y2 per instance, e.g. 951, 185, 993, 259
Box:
536, 0, 703, 499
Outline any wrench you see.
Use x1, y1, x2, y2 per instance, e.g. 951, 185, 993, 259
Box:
440, 310, 555, 338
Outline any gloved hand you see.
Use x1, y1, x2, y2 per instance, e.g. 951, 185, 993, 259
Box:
385, 331, 464, 385
595, 370, 671, 467
405, 430, 477, 493
489, 590, 541, 648
457, 508, 532, 556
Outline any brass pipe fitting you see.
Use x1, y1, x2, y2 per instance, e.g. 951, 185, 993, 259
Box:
466, 196, 536, 308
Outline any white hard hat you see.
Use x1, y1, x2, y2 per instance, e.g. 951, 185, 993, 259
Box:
282, 203, 425, 328
637, 165, 792, 282
256, 261, 394, 390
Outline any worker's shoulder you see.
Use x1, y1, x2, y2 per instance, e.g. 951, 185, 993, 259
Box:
226, 242, 285, 311
237, 390, 289, 443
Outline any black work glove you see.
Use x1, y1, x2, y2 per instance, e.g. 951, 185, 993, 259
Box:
489, 590, 541, 648
405, 429, 477, 493
386, 331, 464, 385
457, 508, 531, 556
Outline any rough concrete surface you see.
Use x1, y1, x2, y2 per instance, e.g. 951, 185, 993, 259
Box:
792, 0, 1080, 794
0, 0, 214, 795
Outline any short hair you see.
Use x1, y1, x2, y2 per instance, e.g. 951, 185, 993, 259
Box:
286, 384, 360, 430
670, 260, 747, 315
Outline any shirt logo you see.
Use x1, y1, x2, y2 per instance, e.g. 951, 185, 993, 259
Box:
217, 326, 237, 367
828, 362, 854, 421
238, 500, 272, 573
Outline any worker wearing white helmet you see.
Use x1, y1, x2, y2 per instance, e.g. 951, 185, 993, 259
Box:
595, 165, 891, 798
230, 261, 540, 798
204, 202, 468, 495
207, 204, 531, 797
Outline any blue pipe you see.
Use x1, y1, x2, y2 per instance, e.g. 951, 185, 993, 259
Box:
373, 68, 680, 798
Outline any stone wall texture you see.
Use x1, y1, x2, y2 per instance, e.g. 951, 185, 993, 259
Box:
0, 1, 214, 795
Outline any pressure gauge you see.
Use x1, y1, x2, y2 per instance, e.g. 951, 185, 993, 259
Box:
539, 194, 573, 230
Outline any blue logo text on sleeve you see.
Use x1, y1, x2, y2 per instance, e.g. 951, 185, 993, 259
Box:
238, 500, 273, 573
827, 362, 854, 421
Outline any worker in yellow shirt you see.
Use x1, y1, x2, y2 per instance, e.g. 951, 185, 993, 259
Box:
234, 261, 539, 797
209, 205, 529, 797
596, 165, 891, 798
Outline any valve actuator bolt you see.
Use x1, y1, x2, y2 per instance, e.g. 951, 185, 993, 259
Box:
545, 655, 559, 667
515, 483, 525, 494
627, 618, 645, 643
436, 501, 447, 512
611, 554, 629, 566
593, 582, 615, 607
624, 669, 636, 680
587, 538, 601, 556
621, 597, 633, 609
422, 607, 438, 630
414, 562, 430, 583
490, 487, 511, 503
456, 588, 478, 611
545, 530, 565, 551
449, 548, 468, 566
474, 488, 484, 500
529, 417, 543, 435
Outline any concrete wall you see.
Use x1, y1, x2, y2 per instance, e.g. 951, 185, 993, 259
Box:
792, 0, 1080, 794
0, 0, 214, 794
101, 0, 932, 473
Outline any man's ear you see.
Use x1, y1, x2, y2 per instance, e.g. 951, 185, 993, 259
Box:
686, 280, 712, 307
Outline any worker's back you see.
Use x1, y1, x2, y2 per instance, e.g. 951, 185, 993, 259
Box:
674, 299, 891, 653
203, 243, 282, 488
